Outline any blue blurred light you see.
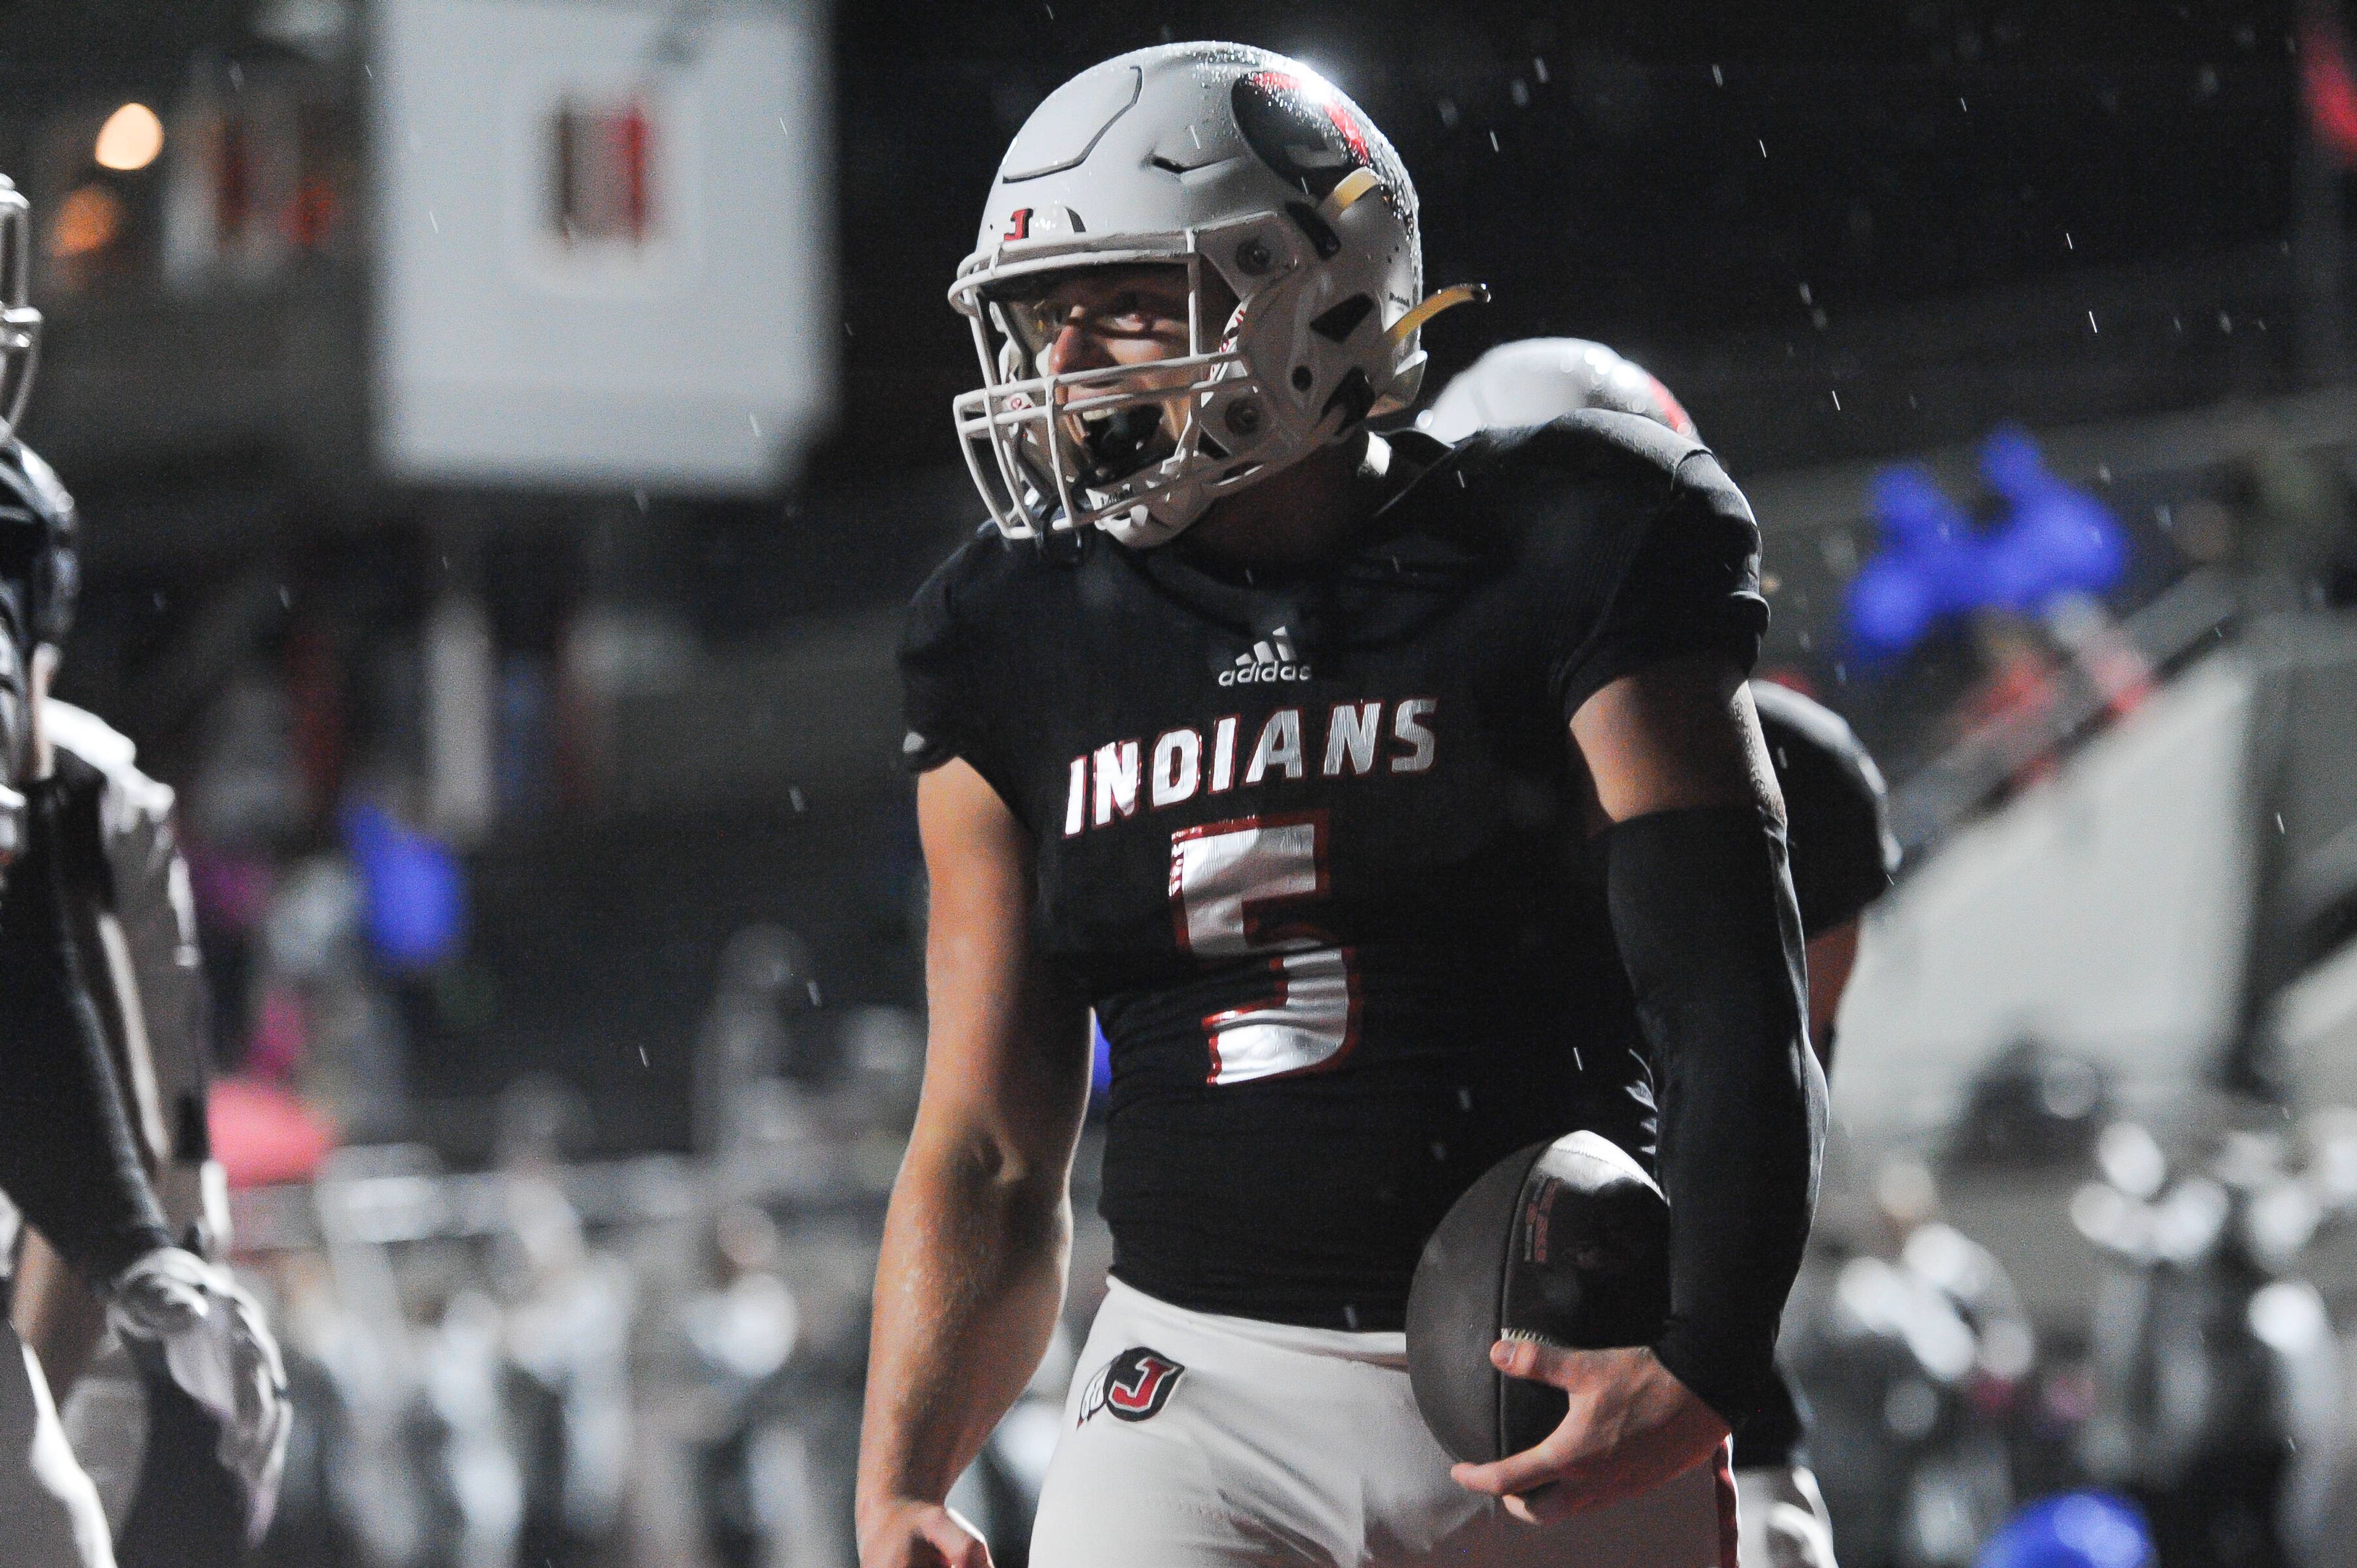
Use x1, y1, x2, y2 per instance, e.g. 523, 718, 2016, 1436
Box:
1091, 1014, 1113, 1105
1845, 425, 2128, 656
1976, 1493, 2154, 1568
342, 801, 467, 973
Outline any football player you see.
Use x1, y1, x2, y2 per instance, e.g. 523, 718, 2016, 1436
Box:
12, 695, 254, 1568
0, 172, 288, 1568
856, 47, 1825, 1568
1431, 338, 1900, 1568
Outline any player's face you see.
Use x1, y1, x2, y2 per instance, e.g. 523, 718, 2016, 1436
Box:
993, 264, 1235, 490
1012, 265, 1196, 377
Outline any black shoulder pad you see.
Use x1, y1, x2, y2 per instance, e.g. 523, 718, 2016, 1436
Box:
1473, 409, 1703, 486
1439, 411, 1698, 546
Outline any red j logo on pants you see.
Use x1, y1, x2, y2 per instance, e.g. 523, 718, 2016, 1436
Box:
1078, 1347, 1186, 1426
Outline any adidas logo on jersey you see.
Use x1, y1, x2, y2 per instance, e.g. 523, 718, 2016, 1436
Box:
1220, 626, 1312, 686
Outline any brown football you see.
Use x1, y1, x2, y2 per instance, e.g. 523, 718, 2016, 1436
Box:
1404, 1130, 1672, 1464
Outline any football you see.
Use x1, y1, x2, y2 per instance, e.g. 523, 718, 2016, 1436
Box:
1404, 1130, 1673, 1464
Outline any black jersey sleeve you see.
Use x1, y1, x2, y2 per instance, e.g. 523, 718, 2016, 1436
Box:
1554, 447, 1769, 723
897, 532, 1045, 830
899, 533, 1028, 810
1751, 682, 1899, 937
899, 547, 979, 778
0, 776, 172, 1284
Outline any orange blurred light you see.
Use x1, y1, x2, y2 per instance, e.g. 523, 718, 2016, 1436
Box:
94, 102, 165, 172
49, 185, 123, 260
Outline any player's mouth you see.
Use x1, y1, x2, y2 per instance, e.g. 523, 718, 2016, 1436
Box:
1065, 402, 1174, 488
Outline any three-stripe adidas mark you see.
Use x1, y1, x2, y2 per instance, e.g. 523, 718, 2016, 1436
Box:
1218, 626, 1312, 686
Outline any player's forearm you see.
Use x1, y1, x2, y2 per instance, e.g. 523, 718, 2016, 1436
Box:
1804, 921, 1860, 1070
1604, 804, 1825, 1427
9, 1229, 107, 1395
0, 781, 171, 1283
857, 1126, 1072, 1521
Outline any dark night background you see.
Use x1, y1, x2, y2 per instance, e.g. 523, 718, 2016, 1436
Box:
827, 1, 2304, 477
3, 7, 2357, 1564
0, 0, 2335, 1147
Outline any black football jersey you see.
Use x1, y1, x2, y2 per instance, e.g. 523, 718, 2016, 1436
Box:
900, 411, 1768, 1330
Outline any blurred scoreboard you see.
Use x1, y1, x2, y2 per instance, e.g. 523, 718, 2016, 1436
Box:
370, 0, 832, 493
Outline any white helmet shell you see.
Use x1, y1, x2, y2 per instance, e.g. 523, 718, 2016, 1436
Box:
950, 43, 1438, 548
1420, 337, 1696, 446
0, 177, 40, 448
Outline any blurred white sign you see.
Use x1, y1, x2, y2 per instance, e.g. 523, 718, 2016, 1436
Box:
1833, 654, 2259, 1142
371, 0, 832, 492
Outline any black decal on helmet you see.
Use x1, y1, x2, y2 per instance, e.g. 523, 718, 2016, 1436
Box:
1233, 72, 1374, 201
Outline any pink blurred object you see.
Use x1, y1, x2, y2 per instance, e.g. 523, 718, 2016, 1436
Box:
209, 1077, 338, 1189
188, 846, 276, 934
247, 987, 309, 1081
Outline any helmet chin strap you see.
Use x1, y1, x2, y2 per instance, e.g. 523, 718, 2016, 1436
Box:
1384, 282, 1491, 352
1318, 168, 1384, 222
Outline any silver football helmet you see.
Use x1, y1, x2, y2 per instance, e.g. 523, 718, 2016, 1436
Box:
0, 176, 37, 447
1420, 337, 1697, 444
951, 42, 1482, 547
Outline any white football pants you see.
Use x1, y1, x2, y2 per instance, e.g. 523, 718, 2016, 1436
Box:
1029, 1277, 1734, 1568
1733, 1467, 1836, 1568
0, 1317, 113, 1568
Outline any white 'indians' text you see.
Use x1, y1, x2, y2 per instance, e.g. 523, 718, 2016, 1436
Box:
1062, 698, 1438, 836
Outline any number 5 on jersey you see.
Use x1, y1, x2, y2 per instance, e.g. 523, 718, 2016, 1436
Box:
1170, 811, 1360, 1085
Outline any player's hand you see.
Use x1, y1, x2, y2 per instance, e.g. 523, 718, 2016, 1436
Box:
1449, 1341, 1730, 1524
106, 1245, 215, 1338
108, 1246, 295, 1540
856, 1497, 993, 1568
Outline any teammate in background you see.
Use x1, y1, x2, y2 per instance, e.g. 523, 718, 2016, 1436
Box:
12, 698, 222, 1388
0, 173, 288, 1568
1418, 337, 1703, 446
1428, 338, 1902, 1568
859, 46, 1824, 1568
12, 698, 254, 1568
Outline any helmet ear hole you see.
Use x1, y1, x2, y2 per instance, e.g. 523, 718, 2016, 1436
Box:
1309, 295, 1375, 342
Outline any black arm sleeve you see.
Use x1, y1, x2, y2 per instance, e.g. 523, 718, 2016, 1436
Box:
0, 776, 172, 1283
1604, 805, 1825, 1427
1732, 1365, 1811, 1470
